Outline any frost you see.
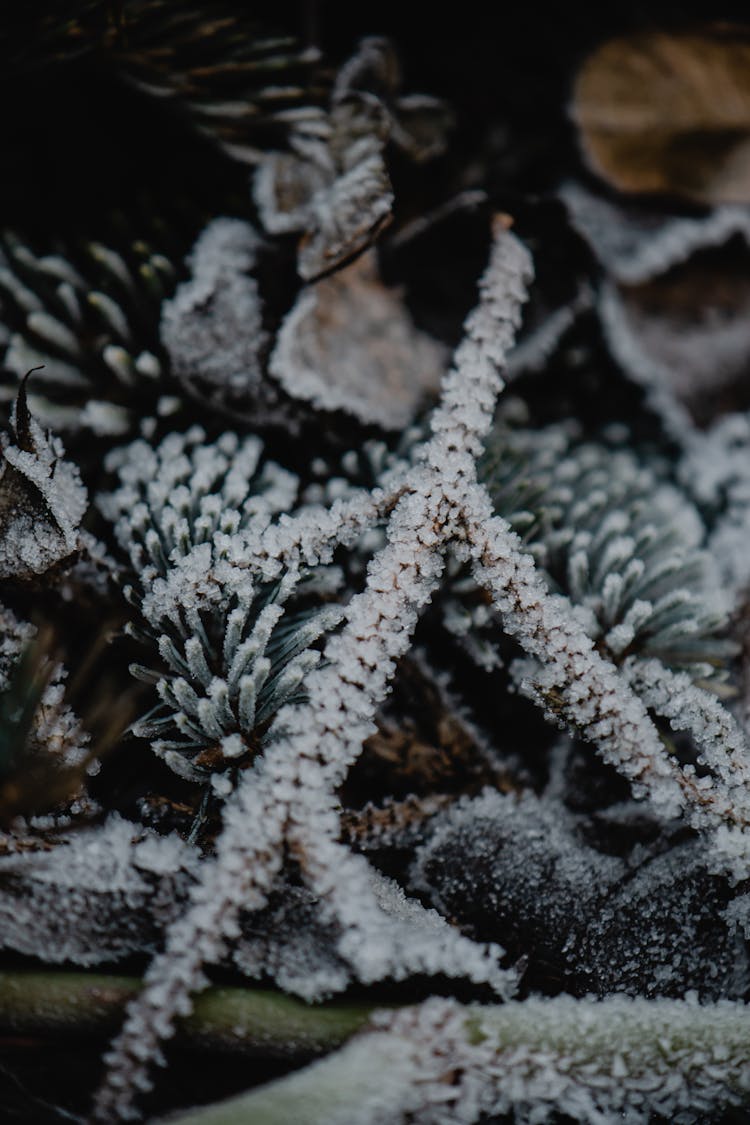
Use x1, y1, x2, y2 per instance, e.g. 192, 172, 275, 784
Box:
188, 994, 750, 1125
0, 602, 89, 777
505, 284, 593, 379
159, 219, 272, 410
270, 250, 446, 428
600, 276, 750, 433
331, 37, 453, 164
350, 995, 750, 1125
679, 411, 750, 596
234, 882, 351, 999
480, 424, 731, 675
0, 816, 198, 966
235, 864, 510, 1002
561, 181, 750, 435
0, 383, 87, 579
411, 790, 622, 935
255, 97, 392, 282
102, 425, 298, 578
412, 788, 748, 1000
92, 222, 534, 1121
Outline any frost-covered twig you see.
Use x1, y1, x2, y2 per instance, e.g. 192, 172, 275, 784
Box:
90, 478, 499, 1120
464, 499, 685, 818
624, 657, 750, 877
505, 284, 593, 379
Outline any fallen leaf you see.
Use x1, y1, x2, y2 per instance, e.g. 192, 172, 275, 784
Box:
572, 26, 750, 204
601, 247, 750, 427
270, 250, 445, 428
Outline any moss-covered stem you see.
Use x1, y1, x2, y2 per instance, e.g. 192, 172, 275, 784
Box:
158, 996, 750, 1125
0, 971, 372, 1057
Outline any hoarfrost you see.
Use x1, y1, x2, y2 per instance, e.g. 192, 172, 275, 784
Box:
679, 411, 750, 597
562, 181, 750, 434
0, 602, 89, 775
253, 41, 405, 280
481, 426, 731, 675
92, 223, 534, 1121
103, 426, 344, 781
255, 95, 393, 281
0, 816, 197, 966
160, 219, 270, 408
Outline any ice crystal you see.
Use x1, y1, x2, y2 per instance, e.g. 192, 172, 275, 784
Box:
14, 15, 750, 1125
561, 181, 750, 436
561, 180, 750, 284
91, 222, 532, 1121
0, 602, 89, 778
679, 411, 750, 597
0, 816, 197, 965
412, 788, 748, 999
102, 425, 298, 579
253, 40, 406, 280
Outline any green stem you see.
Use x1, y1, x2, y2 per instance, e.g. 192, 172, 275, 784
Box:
158, 996, 750, 1125
0, 971, 373, 1058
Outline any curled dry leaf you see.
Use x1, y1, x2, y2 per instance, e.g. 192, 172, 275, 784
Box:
601, 258, 750, 427
561, 183, 750, 427
0, 380, 87, 579
255, 96, 394, 281
333, 36, 453, 163
160, 217, 266, 400
270, 250, 446, 428
560, 181, 750, 284
572, 26, 750, 204
159, 217, 297, 427
253, 35, 451, 281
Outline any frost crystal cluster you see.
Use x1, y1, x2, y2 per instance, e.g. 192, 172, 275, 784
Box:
2, 12, 750, 1125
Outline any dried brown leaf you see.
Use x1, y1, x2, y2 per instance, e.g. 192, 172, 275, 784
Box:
270, 250, 445, 428
572, 26, 750, 204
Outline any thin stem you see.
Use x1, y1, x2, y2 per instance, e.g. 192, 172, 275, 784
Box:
0, 972, 372, 1057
